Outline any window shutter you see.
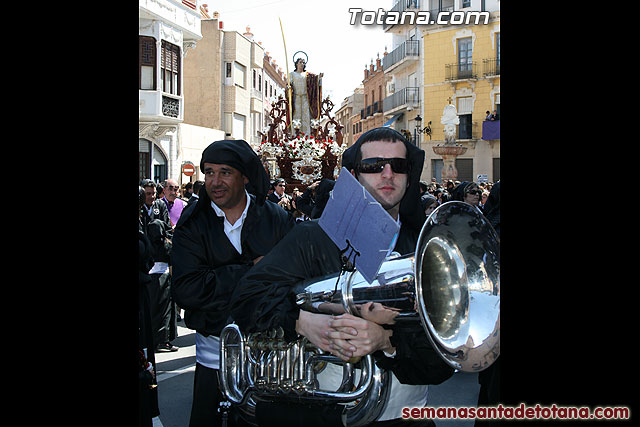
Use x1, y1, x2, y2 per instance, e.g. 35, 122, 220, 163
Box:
457, 96, 473, 115
455, 158, 474, 182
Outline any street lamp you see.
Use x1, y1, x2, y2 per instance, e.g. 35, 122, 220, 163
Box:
414, 115, 432, 142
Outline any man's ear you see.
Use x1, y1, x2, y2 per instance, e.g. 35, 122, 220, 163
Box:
350, 169, 356, 178
243, 176, 249, 185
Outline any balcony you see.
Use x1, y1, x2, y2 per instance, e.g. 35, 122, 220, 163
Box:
383, 0, 420, 31
373, 101, 383, 115
383, 40, 420, 73
482, 119, 500, 140
383, 87, 420, 115
483, 58, 500, 77
139, 90, 183, 123
364, 101, 384, 119
445, 62, 478, 81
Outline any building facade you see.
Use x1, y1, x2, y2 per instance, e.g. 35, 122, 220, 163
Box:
222, 27, 265, 148
383, 0, 500, 183
183, 17, 223, 131
422, 0, 500, 183
138, 0, 203, 183
353, 56, 387, 144
383, 4, 423, 146
262, 52, 287, 137
335, 86, 364, 148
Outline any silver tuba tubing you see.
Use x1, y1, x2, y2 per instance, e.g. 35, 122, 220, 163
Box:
220, 201, 499, 424
220, 322, 381, 402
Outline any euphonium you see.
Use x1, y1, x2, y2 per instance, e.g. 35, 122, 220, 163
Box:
220, 201, 500, 426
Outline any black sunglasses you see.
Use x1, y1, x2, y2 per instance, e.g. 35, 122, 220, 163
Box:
357, 157, 410, 174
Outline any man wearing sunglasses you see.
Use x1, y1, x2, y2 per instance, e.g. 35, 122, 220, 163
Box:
231, 127, 453, 426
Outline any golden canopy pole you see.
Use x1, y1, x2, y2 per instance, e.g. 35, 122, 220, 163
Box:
279, 17, 292, 132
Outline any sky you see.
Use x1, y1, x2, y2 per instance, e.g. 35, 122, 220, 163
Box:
210, 0, 394, 104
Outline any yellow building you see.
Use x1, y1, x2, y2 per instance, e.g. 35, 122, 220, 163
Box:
421, 5, 500, 183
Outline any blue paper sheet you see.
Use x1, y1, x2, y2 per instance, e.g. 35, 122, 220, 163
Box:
318, 167, 400, 283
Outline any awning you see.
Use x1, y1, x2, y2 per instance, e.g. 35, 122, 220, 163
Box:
382, 113, 403, 127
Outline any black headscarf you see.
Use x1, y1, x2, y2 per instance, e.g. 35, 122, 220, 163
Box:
199, 139, 269, 205
450, 181, 479, 202
420, 193, 437, 213
341, 127, 426, 229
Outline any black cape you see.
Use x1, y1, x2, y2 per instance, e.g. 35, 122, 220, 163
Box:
145, 219, 176, 347
138, 225, 159, 425
170, 189, 295, 337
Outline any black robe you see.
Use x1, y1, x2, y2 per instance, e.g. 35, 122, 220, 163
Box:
170, 191, 295, 337
146, 218, 176, 348
138, 225, 159, 425
231, 219, 455, 386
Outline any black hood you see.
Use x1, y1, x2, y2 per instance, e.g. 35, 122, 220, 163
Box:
199, 139, 269, 206
341, 127, 426, 230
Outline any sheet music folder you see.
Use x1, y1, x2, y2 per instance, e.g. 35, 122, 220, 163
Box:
318, 167, 400, 283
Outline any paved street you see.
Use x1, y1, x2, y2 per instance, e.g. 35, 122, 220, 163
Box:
153, 320, 480, 427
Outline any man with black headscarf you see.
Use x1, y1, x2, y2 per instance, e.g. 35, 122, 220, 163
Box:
230, 128, 453, 426
171, 139, 296, 427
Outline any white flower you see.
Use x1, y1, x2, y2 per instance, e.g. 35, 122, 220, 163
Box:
310, 119, 321, 129
292, 119, 301, 130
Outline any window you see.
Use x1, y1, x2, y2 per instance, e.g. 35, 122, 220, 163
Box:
458, 114, 472, 139
462, 0, 471, 7
258, 74, 262, 92
458, 37, 473, 78
139, 36, 156, 90
139, 139, 151, 181
252, 112, 262, 136
234, 62, 246, 88
226, 63, 232, 78
253, 69, 257, 88
233, 113, 246, 140
161, 40, 180, 95
152, 143, 168, 183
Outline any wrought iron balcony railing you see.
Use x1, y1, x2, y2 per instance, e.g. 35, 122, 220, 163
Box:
445, 62, 478, 81
383, 87, 420, 114
162, 95, 180, 118
383, 40, 420, 71
483, 58, 500, 77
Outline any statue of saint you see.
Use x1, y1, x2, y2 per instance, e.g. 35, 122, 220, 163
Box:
441, 99, 459, 144
287, 53, 322, 135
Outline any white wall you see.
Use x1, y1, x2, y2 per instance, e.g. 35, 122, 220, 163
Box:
178, 123, 226, 182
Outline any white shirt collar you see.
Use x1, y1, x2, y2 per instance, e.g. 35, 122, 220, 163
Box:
210, 190, 251, 228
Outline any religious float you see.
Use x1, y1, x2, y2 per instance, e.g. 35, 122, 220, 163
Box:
256, 51, 347, 192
